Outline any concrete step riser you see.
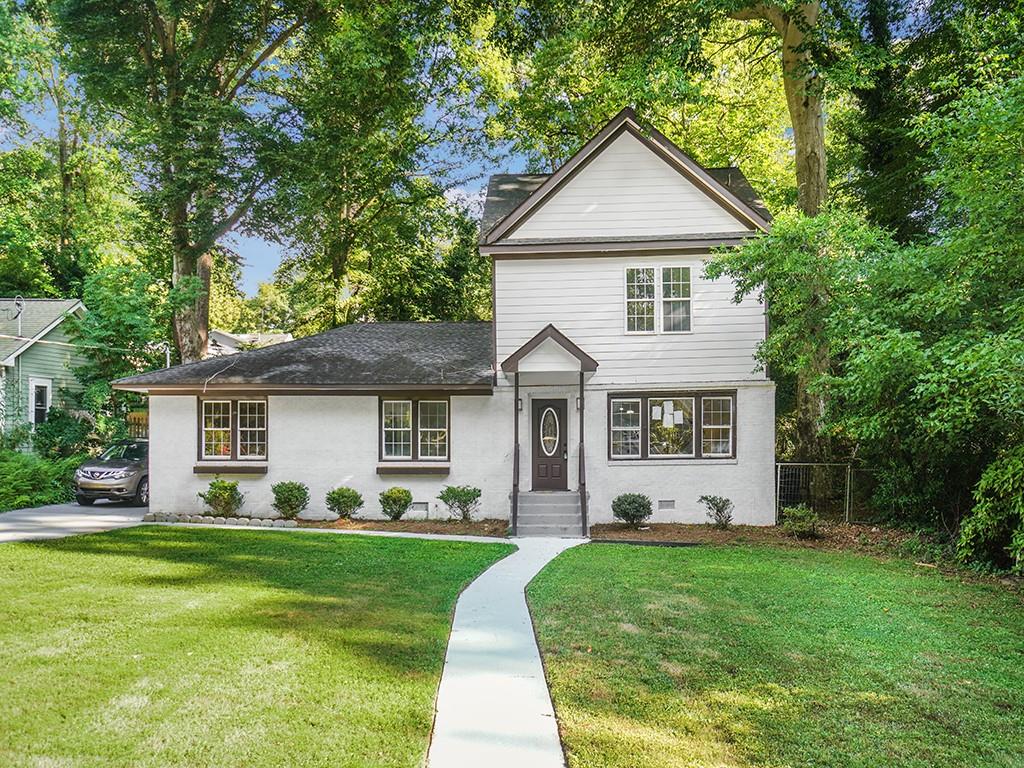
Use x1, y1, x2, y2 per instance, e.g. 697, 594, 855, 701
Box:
517, 526, 583, 537
518, 506, 581, 515
518, 515, 581, 527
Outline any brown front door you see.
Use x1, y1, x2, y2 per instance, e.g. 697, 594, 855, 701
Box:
532, 399, 568, 490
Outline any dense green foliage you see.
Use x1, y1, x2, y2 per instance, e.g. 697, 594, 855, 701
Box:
30, 409, 91, 458
0, 526, 513, 766
611, 493, 652, 527
270, 481, 310, 520
438, 485, 483, 522
529, 543, 1024, 767
197, 478, 245, 517
380, 487, 414, 521
0, 449, 81, 512
325, 486, 364, 519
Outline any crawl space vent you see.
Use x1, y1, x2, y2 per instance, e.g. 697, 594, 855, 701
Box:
658, 499, 675, 511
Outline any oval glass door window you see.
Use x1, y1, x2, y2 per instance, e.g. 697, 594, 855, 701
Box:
540, 407, 559, 456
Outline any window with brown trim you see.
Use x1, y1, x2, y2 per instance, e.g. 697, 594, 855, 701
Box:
608, 392, 734, 460
624, 266, 692, 334
199, 399, 267, 460
380, 398, 449, 461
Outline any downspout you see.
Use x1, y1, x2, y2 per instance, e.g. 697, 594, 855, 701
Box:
578, 370, 588, 537
512, 372, 520, 536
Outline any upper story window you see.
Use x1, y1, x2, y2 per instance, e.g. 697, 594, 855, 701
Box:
381, 398, 449, 461
624, 266, 692, 334
200, 399, 267, 460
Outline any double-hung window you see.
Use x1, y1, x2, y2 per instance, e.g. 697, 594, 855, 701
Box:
624, 266, 692, 333
701, 397, 733, 457
609, 393, 733, 459
200, 399, 267, 460
381, 398, 449, 461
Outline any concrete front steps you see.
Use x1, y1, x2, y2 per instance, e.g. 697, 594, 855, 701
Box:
516, 491, 585, 537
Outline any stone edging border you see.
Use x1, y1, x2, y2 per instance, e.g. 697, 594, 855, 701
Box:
142, 512, 298, 528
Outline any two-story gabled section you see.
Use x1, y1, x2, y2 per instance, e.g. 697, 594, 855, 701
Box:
480, 108, 775, 533
115, 109, 774, 533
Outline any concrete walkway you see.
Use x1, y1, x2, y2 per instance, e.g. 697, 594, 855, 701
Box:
0, 502, 146, 543
428, 536, 584, 768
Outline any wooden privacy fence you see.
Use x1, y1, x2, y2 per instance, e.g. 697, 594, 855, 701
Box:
776, 462, 882, 524
126, 410, 149, 439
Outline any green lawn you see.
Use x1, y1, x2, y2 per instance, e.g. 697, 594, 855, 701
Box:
0, 526, 513, 768
528, 543, 1024, 768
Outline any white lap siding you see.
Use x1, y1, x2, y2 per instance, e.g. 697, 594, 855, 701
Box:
494, 254, 768, 386
148, 393, 513, 519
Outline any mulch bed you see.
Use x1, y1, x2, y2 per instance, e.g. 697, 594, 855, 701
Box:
297, 517, 510, 538
591, 521, 919, 553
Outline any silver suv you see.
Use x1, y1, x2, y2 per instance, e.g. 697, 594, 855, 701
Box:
74, 440, 149, 507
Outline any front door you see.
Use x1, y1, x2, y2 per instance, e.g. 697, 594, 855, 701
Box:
532, 399, 568, 490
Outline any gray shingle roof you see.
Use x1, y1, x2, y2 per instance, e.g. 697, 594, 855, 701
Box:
114, 322, 494, 389
0, 298, 82, 362
479, 166, 771, 241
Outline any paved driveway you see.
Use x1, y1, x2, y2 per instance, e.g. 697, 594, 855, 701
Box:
0, 502, 145, 543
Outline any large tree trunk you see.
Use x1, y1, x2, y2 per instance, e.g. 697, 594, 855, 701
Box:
731, 2, 827, 215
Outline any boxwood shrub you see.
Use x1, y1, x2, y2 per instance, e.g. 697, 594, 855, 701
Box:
197, 478, 245, 517
326, 486, 364, 519
612, 493, 653, 527
380, 487, 413, 521
271, 481, 310, 519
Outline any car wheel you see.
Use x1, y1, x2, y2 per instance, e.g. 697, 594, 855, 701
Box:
133, 479, 149, 507
134, 477, 149, 507
76, 495, 95, 506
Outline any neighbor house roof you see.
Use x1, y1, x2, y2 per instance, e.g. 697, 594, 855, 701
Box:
479, 107, 772, 244
114, 321, 494, 392
0, 298, 84, 366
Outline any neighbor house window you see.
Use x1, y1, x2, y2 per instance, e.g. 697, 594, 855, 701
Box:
648, 397, 695, 456
610, 398, 642, 457
609, 392, 734, 460
625, 267, 656, 333
381, 398, 450, 461
200, 399, 268, 460
661, 267, 692, 332
624, 266, 692, 334
29, 378, 51, 426
701, 397, 734, 457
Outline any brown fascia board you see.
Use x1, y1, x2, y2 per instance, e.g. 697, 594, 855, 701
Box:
113, 383, 495, 395
500, 323, 599, 373
482, 107, 770, 245
481, 234, 754, 257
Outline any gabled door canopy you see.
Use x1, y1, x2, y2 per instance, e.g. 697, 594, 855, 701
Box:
501, 324, 598, 374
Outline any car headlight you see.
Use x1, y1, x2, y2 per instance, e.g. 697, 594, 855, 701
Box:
109, 470, 132, 480
75, 468, 85, 479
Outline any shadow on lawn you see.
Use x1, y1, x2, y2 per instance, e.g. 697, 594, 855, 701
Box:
24, 525, 503, 675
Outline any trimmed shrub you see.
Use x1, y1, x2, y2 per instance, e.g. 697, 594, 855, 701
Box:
0, 449, 81, 512
197, 478, 245, 517
271, 481, 309, 519
612, 493, 653, 527
781, 504, 820, 539
438, 485, 482, 522
326, 486, 364, 519
698, 494, 734, 529
380, 487, 413, 521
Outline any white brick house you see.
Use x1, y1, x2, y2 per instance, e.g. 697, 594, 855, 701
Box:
115, 108, 776, 534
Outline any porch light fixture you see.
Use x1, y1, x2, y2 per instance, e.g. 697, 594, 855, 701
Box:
517, 398, 523, 411
576, 396, 581, 411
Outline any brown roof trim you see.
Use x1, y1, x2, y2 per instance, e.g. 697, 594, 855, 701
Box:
115, 384, 494, 396
500, 324, 599, 373
482, 108, 770, 244
483, 235, 753, 257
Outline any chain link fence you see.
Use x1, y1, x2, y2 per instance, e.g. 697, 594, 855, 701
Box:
776, 463, 883, 524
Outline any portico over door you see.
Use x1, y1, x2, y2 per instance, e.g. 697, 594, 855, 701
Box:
532, 399, 568, 490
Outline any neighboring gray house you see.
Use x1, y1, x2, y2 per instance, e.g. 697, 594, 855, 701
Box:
206, 329, 294, 358
115, 109, 776, 535
1, 298, 87, 434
